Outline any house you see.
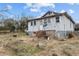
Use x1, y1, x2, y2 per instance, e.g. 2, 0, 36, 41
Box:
75, 23, 79, 31
27, 11, 75, 38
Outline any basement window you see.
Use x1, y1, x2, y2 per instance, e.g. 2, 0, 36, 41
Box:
56, 16, 60, 23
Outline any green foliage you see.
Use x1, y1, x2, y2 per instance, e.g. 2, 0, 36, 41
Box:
0, 26, 9, 30
10, 25, 16, 32
15, 44, 42, 56
19, 17, 28, 32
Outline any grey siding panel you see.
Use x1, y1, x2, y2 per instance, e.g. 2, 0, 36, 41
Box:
55, 31, 72, 39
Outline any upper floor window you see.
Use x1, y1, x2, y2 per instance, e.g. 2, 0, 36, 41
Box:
31, 21, 33, 26
40, 20, 42, 24
70, 21, 72, 28
43, 21, 47, 27
48, 19, 51, 23
56, 16, 60, 23
34, 20, 36, 25
43, 20, 47, 27
31, 21, 36, 26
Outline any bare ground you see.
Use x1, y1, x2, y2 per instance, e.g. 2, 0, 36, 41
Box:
0, 32, 79, 56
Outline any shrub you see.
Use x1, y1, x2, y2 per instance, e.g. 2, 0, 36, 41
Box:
68, 33, 74, 38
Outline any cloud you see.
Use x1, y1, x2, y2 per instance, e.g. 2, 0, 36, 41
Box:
25, 3, 33, 7
7, 5, 12, 10
36, 12, 45, 18
68, 3, 75, 5
60, 9, 74, 14
30, 8, 39, 12
68, 3, 79, 6
3, 4, 12, 11
24, 3, 55, 12
24, 4, 33, 9
60, 10, 66, 13
25, 3, 55, 8
69, 9, 74, 13
24, 6, 27, 9
38, 3, 55, 8
9, 14, 15, 18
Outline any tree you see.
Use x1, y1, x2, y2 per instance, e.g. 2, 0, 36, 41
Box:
19, 17, 28, 32
10, 25, 16, 32
4, 18, 15, 32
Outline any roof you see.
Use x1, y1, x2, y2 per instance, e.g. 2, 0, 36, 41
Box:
41, 11, 56, 17
28, 11, 75, 24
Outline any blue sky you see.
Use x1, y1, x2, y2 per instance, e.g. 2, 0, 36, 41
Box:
0, 3, 79, 23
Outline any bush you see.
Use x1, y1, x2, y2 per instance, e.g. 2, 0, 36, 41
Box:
26, 32, 29, 35
68, 33, 74, 38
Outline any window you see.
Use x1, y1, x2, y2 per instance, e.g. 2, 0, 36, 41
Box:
40, 20, 42, 22
31, 21, 33, 26
43, 20, 47, 27
56, 16, 60, 23
70, 21, 72, 28
40, 20, 42, 24
31, 21, 36, 26
34, 20, 36, 25
48, 19, 51, 23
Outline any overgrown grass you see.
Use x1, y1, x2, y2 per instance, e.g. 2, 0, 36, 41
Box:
17, 32, 28, 37
15, 44, 42, 56
5, 39, 43, 56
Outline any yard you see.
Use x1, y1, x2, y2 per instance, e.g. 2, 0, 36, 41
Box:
0, 32, 79, 56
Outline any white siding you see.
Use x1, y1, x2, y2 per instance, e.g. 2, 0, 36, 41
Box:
44, 17, 56, 30
27, 15, 74, 32
55, 15, 74, 31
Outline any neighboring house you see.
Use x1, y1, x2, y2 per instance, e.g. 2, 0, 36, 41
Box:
27, 11, 75, 38
75, 23, 79, 31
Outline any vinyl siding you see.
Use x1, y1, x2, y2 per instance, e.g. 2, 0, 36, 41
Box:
27, 15, 74, 32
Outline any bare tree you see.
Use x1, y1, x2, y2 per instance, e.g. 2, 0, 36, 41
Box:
19, 17, 28, 32
4, 18, 16, 32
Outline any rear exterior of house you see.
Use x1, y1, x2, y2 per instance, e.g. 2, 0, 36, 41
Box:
27, 11, 75, 39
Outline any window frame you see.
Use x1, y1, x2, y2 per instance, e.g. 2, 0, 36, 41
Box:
47, 18, 51, 23
34, 20, 36, 25
56, 16, 60, 23
43, 19, 47, 27
31, 21, 33, 26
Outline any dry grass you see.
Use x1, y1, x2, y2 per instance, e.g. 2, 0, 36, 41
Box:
0, 32, 79, 56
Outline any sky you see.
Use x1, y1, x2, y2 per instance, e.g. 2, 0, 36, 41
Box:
0, 3, 79, 23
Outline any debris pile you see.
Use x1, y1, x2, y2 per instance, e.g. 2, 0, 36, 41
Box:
35, 31, 48, 39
